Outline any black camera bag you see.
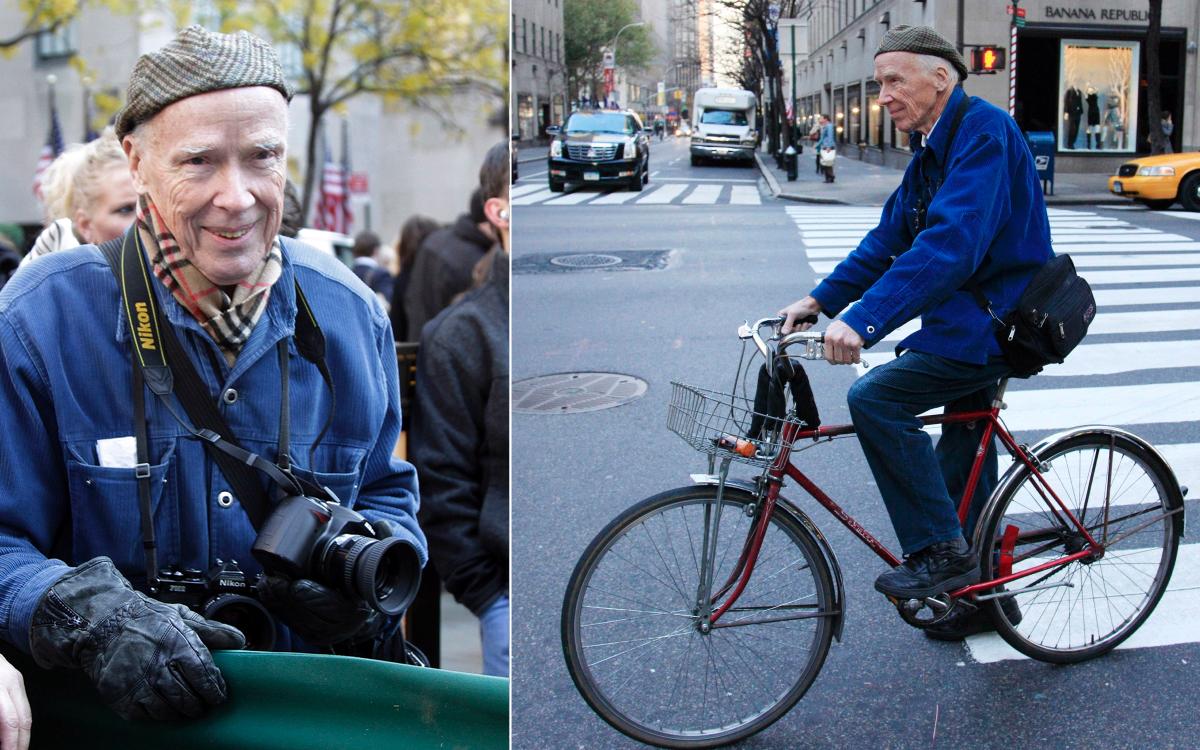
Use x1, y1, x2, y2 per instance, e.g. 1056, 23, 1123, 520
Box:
992, 254, 1096, 377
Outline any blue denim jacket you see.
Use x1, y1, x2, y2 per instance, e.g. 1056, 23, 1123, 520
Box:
811, 87, 1053, 364
0, 237, 425, 652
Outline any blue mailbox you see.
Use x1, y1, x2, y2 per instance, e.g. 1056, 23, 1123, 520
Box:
1025, 131, 1055, 196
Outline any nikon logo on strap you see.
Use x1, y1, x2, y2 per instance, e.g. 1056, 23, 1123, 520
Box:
134, 301, 157, 351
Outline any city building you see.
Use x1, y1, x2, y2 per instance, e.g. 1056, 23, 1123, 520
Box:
513, 0, 566, 140
791, 0, 1197, 173
0, 4, 501, 242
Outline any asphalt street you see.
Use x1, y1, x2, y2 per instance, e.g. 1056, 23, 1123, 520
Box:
511, 137, 1200, 748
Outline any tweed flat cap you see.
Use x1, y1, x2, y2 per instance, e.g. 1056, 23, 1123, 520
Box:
115, 25, 293, 138
875, 25, 969, 81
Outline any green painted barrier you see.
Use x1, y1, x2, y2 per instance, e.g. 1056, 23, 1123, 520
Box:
1, 647, 508, 749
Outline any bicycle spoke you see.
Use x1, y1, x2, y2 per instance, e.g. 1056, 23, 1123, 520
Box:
564, 489, 835, 744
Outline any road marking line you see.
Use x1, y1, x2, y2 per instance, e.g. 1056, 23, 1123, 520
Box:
542, 190, 600, 205
635, 184, 688, 204
682, 184, 723, 204
589, 190, 642, 205
1087, 267, 1200, 284
1072, 253, 1200, 268
862, 339, 1200, 377
729, 186, 762, 205
510, 183, 546, 198
875, 307, 1199, 342
1093, 286, 1200, 306
1053, 232, 1194, 243
657, 177, 758, 183
512, 189, 555, 205
1054, 242, 1200, 254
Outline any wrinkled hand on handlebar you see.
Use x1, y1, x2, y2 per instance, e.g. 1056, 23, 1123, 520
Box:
777, 297, 822, 334
822, 320, 864, 365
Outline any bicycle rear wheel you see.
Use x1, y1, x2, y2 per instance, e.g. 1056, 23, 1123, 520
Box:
561, 485, 835, 748
977, 430, 1184, 663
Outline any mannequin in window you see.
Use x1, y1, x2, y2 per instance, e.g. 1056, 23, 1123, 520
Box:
1063, 83, 1083, 149
1085, 84, 1100, 149
1102, 92, 1123, 149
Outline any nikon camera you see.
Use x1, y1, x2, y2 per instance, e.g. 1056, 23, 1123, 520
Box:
154, 560, 277, 650
155, 494, 421, 651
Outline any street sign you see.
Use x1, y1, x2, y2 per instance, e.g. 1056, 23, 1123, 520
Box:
602, 50, 614, 70
349, 172, 369, 194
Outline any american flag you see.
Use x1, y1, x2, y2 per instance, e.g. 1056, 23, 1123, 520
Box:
313, 125, 352, 234
32, 97, 64, 200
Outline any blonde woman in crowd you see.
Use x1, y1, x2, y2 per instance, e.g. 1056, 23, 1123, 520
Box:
24, 128, 137, 264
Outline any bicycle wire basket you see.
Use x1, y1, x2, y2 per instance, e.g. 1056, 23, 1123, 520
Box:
667, 381, 805, 469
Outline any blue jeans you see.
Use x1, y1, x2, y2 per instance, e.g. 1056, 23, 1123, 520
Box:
479, 594, 509, 677
847, 351, 1012, 556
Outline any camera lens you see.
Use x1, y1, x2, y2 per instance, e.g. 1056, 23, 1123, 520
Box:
326, 534, 420, 616
203, 594, 277, 651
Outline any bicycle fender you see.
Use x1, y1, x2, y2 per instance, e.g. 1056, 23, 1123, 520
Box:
689, 475, 846, 642
972, 425, 1188, 552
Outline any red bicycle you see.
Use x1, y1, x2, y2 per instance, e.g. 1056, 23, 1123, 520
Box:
561, 316, 1186, 748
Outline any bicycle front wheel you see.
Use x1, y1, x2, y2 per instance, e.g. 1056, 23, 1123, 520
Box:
561, 485, 835, 748
978, 430, 1183, 663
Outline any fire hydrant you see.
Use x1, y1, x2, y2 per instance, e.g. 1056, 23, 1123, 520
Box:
785, 145, 798, 182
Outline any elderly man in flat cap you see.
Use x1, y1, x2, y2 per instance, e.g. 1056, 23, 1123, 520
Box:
0, 26, 425, 720
780, 25, 1052, 639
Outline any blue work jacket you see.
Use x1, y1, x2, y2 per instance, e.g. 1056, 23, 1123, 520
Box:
0, 236, 425, 652
810, 86, 1053, 364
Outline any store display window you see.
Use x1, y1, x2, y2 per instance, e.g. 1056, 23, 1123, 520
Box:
1058, 39, 1139, 152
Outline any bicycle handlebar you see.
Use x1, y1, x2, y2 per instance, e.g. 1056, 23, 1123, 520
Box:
739, 315, 823, 360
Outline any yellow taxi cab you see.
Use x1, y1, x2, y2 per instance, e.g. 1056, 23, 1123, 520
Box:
1107, 151, 1200, 211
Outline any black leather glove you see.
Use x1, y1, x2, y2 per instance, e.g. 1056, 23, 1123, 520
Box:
29, 557, 246, 720
254, 575, 376, 646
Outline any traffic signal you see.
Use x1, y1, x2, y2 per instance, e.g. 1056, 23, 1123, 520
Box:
971, 46, 1005, 74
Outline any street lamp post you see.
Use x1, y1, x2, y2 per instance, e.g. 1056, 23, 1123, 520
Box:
605, 21, 645, 107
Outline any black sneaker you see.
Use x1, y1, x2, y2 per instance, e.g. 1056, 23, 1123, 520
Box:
924, 597, 1023, 641
874, 537, 981, 600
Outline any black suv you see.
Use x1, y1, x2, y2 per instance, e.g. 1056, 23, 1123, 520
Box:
548, 110, 650, 192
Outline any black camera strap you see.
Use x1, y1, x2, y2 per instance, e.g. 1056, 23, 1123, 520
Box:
97, 229, 335, 584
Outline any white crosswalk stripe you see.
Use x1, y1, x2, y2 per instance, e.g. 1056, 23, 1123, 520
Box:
788, 206, 1200, 662
509, 180, 763, 206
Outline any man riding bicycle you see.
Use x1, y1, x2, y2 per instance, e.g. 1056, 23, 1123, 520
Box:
779, 25, 1052, 640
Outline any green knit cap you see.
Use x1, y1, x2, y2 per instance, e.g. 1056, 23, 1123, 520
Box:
115, 25, 293, 139
875, 25, 969, 81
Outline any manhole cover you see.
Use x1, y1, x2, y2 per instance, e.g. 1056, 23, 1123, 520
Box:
514, 249, 673, 274
550, 253, 623, 268
513, 372, 648, 414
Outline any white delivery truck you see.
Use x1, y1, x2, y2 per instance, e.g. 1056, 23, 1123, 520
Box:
689, 88, 758, 166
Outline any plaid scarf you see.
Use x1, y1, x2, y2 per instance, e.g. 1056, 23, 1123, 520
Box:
137, 194, 282, 366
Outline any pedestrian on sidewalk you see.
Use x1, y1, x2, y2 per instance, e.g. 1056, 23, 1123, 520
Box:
809, 119, 822, 173
816, 114, 837, 183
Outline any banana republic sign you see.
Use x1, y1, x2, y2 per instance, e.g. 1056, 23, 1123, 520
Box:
1044, 6, 1149, 22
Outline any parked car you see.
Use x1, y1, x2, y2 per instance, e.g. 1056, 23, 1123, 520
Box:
1107, 151, 1200, 211
547, 110, 650, 192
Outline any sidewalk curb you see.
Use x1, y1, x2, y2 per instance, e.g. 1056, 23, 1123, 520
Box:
755, 151, 854, 204
754, 151, 781, 197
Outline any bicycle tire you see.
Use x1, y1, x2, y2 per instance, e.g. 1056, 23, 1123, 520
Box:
977, 430, 1183, 664
561, 485, 835, 748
